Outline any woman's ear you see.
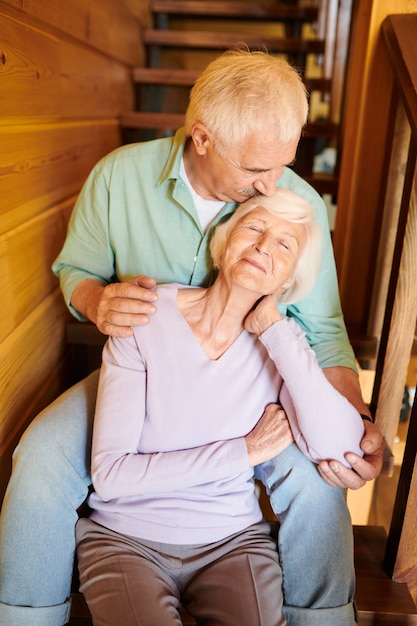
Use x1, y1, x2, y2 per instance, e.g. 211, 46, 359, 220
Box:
191, 123, 211, 155
281, 275, 296, 292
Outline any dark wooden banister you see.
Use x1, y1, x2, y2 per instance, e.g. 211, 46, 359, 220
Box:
368, 14, 417, 598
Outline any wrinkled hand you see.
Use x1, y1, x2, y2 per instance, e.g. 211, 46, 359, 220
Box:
318, 420, 384, 488
245, 403, 294, 467
96, 275, 158, 337
244, 292, 282, 336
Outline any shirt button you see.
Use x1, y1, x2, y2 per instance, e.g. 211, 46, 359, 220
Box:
193, 256, 198, 263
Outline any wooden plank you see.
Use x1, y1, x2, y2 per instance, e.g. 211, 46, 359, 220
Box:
0, 199, 74, 343
382, 15, 417, 139
5, 0, 144, 66
1, 0, 22, 9
354, 526, 417, 622
303, 121, 338, 138
119, 0, 152, 25
0, 290, 72, 452
87, 0, 144, 67
373, 166, 417, 449
120, 110, 184, 130
150, 0, 319, 22
60, 39, 133, 119
0, 121, 120, 235
119, 111, 335, 143
143, 29, 325, 54
21, 0, 89, 42
132, 66, 201, 85
0, 11, 61, 118
389, 396, 417, 604
131, 67, 332, 95
0, 12, 133, 120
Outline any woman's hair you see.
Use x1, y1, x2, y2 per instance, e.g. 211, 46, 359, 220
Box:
185, 48, 308, 153
210, 188, 323, 305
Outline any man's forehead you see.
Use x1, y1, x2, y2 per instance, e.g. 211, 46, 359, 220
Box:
234, 137, 298, 170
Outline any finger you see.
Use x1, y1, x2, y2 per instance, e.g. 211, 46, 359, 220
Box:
99, 322, 134, 337
106, 298, 158, 315
109, 282, 158, 303
344, 452, 383, 482
360, 421, 384, 454
99, 313, 155, 336
129, 274, 157, 290
317, 465, 341, 487
318, 460, 366, 490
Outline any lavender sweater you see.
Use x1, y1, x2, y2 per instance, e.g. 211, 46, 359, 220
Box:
89, 284, 364, 544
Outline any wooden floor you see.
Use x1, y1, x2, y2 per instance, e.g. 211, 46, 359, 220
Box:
69, 526, 417, 625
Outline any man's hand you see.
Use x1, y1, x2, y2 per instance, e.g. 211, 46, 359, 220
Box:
245, 403, 294, 467
318, 420, 384, 488
71, 275, 158, 337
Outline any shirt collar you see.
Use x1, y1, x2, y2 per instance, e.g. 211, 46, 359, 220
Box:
159, 127, 187, 184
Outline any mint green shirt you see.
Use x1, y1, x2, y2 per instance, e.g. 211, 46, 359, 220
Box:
53, 128, 355, 370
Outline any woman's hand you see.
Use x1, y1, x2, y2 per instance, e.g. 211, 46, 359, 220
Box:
244, 292, 283, 336
245, 403, 294, 467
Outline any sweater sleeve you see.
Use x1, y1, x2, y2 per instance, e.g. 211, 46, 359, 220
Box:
259, 318, 364, 466
91, 334, 249, 502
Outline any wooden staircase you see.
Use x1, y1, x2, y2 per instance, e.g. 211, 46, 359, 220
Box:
120, 0, 352, 197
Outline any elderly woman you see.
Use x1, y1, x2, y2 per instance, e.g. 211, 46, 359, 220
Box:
76, 188, 364, 626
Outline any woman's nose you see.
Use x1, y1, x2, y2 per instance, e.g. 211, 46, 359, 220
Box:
255, 233, 272, 254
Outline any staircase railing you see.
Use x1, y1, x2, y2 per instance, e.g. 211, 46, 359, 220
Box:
368, 13, 417, 601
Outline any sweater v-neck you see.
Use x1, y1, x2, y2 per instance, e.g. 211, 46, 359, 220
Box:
166, 283, 247, 362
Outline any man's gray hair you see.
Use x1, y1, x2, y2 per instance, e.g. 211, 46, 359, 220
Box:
185, 48, 308, 153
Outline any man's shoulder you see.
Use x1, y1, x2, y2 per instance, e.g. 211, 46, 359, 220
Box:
278, 168, 324, 209
98, 135, 175, 168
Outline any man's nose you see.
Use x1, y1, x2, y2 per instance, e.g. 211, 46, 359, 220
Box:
254, 169, 283, 196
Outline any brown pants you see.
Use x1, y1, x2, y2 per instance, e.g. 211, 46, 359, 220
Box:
76, 518, 284, 626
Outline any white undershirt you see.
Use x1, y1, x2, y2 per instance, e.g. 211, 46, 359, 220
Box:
180, 159, 225, 232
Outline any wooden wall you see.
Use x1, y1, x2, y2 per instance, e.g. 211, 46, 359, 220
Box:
0, 0, 148, 501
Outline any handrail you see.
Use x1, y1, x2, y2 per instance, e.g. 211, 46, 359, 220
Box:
368, 14, 417, 596
382, 15, 417, 139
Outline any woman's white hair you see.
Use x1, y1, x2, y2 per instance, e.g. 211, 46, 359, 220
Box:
185, 48, 308, 152
210, 188, 322, 305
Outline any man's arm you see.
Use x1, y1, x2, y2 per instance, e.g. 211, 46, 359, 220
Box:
320, 366, 384, 488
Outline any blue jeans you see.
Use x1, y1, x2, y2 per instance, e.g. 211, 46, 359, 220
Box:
0, 371, 357, 626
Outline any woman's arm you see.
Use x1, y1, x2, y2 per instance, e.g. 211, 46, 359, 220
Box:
259, 318, 365, 467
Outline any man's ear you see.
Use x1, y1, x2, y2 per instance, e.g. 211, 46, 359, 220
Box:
191, 123, 211, 155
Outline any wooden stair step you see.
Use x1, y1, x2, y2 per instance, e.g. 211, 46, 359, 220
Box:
120, 111, 184, 130
131, 67, 332, 96
143, 29, 325, 54
303, 173, 339, 197
303, 121, 339, 139
151, 0, 319, 22
120, 111, 337, 138
129, 68, 331, 94
132, 67, 201, 86
354, 525, 417, 624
